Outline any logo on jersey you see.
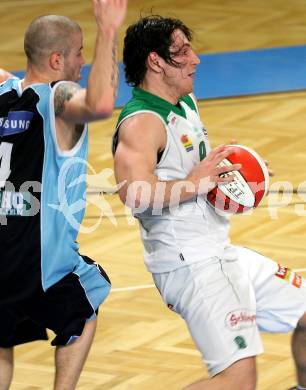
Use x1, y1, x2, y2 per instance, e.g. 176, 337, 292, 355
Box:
181, 134, 193, 152
192, 126, 204, 139
0, 190, 34, 217
275, 264, 302, 288
170, 116, 177, 125
225, 310, 256, 330
0, 111, 34, 137
0, 190, 24, 216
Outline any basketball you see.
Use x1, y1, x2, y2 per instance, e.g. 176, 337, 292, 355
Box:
206, 145, 270, 214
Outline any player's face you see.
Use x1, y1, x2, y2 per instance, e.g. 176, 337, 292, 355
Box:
63, 31, 85, 82
162, 29, 200, 96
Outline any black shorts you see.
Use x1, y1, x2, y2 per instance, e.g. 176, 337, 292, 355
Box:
0, 256, 111, 347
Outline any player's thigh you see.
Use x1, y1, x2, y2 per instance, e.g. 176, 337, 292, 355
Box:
237, 246, 306, 332
153, 259, 262, 377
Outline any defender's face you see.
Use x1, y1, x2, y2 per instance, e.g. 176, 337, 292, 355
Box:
63, 31, 85, 82
163, 29, 200, 96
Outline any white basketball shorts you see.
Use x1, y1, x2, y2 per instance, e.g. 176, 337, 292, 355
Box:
152, 246, 306, 377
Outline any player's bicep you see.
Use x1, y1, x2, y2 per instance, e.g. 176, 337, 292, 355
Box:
115, 138, 155, 183
114, 144, 142, 206
54, 82, 80, 115
54, 81, 113, 123
114, 117, 162, 203
54, 81, 99, 124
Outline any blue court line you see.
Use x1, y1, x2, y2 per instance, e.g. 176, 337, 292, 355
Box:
12, 45, 306, 106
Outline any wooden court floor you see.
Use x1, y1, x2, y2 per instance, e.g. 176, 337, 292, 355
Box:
1, 0, 306, 389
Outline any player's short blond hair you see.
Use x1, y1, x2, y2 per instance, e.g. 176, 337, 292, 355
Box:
24, 15, 81, 66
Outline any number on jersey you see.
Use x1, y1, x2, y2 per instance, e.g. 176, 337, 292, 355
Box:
0, 142, 13, 187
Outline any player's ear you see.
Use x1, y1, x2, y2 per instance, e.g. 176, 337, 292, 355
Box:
147, 52, 162, 72
49, 51, 64, 72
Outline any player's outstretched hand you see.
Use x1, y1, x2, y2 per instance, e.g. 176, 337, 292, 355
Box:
93, 0, 128, 33
187, 145, 241, 194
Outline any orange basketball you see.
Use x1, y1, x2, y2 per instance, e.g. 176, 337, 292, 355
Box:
207, 145, 269, 214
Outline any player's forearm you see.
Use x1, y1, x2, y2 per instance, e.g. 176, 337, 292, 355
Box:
122, 174, 206, 210
85, 28, 119, 117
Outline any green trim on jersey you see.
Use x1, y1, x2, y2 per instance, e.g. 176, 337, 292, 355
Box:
117, 87, 197, 126
180, 94, 197, 113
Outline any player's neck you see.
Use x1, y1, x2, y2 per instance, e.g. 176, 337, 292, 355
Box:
22, 65, 60, 90
140, 79, 180, 106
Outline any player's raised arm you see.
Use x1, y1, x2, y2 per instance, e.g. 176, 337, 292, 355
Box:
56, 0, 128, 124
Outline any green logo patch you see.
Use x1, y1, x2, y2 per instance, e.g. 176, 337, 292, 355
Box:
234, 336, 247, 349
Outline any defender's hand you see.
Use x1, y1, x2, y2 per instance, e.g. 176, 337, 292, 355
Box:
93, 0, 128, 33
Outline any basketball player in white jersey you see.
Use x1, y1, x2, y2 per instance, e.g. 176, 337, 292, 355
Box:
0, 1, 127, 389
113, 15, 306, 390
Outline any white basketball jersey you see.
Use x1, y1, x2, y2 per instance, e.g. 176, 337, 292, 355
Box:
114, 88, 236, 273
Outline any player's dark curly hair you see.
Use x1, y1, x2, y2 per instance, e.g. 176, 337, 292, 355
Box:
123, 16, 193, 87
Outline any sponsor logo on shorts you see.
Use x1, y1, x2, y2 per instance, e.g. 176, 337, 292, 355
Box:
234, 336, 247, 349
275, 264, 302, 288
225, 309, 256, 330
275, 264, 289, 280
293, 273, 302, 288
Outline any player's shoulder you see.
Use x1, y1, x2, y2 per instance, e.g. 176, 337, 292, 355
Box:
119, 111, 164, 142
118, 94, 149, 121
118, 89, 171, 128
